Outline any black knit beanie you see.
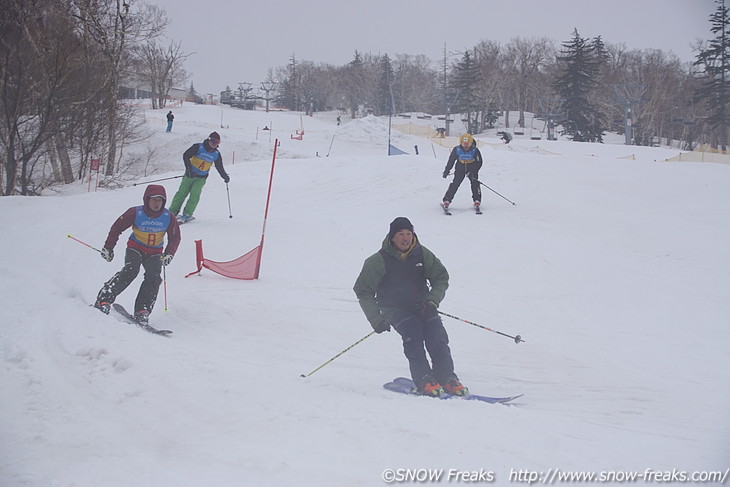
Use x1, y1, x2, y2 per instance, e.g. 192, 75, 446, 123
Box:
388, 217, 414, 239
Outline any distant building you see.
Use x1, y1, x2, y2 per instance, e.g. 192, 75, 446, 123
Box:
119, 72, 186, 102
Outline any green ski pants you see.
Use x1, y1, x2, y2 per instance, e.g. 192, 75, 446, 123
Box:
169, 176, 207, 217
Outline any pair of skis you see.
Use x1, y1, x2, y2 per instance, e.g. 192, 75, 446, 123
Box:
384, 377, 521, 404
111, 303, 172, 337
176, 215, 196, 225
441, 203, 482, 215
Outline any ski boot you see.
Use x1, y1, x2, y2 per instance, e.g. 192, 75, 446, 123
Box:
443, 378, 469, 396
93, 301, 111, 315
134, 310, 150, 326
419, 380, 445, 397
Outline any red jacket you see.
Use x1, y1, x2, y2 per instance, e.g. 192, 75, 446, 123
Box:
103, 184, 181, 256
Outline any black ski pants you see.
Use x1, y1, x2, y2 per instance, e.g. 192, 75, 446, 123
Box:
391, 308, 456, 389
96, 248, 163, 314
443, 163, 481, 203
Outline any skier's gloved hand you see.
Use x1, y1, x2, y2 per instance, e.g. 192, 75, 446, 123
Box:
420, 300, 438, 318
374, 320, 391, 334
160, 253, 173, 266
101, 248, 114, 262
442, 171, 449, 178
223, 174, 230, 183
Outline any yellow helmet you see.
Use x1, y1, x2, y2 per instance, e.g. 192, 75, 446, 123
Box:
460, 133, 474, 145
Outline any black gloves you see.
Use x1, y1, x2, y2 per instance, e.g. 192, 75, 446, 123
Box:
160, 253, 173, 266
374, 320, 391, 334
442, 171, 449, 178
420, 300, 438, 318
223, 174, 230, 183
100, 248, 114, 262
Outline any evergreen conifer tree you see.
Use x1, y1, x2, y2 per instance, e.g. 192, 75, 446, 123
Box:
694, 0, 730, 150
377, 54, 396, 115
553, 29, 605, 142
452, 51, 481, 133
187, 82, 203, 104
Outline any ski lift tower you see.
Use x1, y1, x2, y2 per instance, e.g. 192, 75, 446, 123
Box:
237, 82, 253, 109
260, 81, 276, 112
611, 83, 645, 145
537, 98, 565, 141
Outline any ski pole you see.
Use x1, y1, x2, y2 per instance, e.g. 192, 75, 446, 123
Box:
438, 310, 525, 344
132, 175, 183, 186
473, 177, 517, 206
66, 234, 102, 253
326, 134, 335, 156
162, 264, 168, 311
300, 330, 376, 378
226, 182, 233, 218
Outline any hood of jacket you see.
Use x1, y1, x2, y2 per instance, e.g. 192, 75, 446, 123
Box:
143, 184, 167, 217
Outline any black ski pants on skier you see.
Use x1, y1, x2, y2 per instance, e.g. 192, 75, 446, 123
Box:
391, 308, 456, 389
443, 163, 481, 203
96, 248, 162, 314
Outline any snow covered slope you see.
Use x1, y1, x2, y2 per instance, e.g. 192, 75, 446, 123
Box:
1, 104, 728, 486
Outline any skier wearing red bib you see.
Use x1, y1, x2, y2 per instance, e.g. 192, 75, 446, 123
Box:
93, 184, 181, 324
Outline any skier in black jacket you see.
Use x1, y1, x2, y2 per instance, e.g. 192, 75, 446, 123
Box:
442, 133, 483, 210
354, 217, 467, 397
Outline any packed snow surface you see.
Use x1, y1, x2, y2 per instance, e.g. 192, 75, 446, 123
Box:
1, 104, 728, 486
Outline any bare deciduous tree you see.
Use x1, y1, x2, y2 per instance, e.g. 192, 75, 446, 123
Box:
70, 0, 166, 175
1, 0, 178, 195
503, 37, 556, 128
0, 0, 83, 194
134, 39, 189, 109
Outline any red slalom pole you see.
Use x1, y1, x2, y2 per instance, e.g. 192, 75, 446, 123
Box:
67, 234, 102, 253
254, 138, 278, 279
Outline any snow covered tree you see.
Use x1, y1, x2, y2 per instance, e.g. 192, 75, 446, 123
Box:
694, 0, 730, 150
553, 29, 606, 142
